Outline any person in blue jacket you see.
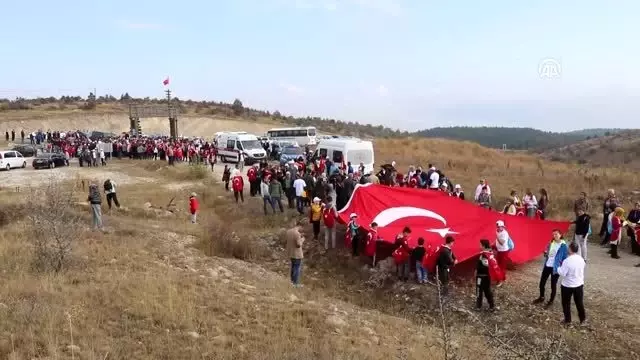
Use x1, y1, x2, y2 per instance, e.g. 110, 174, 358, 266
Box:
532, 229, 569, 309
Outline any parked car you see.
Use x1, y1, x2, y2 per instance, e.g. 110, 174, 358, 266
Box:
11, 144, 38, 157
279, 145, 304, 165
32, 153, 69, 169
0, 150, 27, 170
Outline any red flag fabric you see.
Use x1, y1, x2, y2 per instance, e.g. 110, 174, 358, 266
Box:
337, 184, 571, 265
163, 77, 170, 86
481, 250, 505, 282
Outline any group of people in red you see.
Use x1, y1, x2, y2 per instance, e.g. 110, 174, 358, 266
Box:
345, 213, 506, 310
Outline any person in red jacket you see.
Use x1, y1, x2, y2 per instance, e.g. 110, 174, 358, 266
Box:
247, 165, 258, 197
365, 222, 380, 266
189, 192, 199, 224
393, 227, 412, 281
231, 171, 245, 203
322, 196, 337, 249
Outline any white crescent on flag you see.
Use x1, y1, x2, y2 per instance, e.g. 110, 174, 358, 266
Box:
372, 206, 447, 227
371, 206, 458, 238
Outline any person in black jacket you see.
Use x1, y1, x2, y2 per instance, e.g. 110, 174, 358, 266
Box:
411, 238, 427, 284
476, 239, 496, 312
572, 209, 591, 261
626, 202, 640, 256
436, 236, 457, 297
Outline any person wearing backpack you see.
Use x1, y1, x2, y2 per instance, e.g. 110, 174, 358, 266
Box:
103, 179, 120, 210
494, 220, 513, 287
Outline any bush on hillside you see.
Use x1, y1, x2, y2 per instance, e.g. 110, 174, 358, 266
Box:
25, 180, 84, 273
202, 219, 269, 261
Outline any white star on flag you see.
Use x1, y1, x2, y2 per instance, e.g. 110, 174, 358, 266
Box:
426, 228, 459, 238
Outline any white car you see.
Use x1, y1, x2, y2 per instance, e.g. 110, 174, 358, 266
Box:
0, 150, 27, 170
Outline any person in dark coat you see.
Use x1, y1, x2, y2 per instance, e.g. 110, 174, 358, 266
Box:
436, 236, 457, 298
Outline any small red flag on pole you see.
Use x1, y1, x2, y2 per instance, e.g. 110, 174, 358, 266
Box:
163, 77, 170, 86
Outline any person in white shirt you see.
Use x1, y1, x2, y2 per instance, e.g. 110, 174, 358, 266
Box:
474, 179, 491, 201
557, 242, 586, 325
523, 189, 538, 218
494, 220, 511, 287
99, 148, 106, 166
292, 176, 306, 215
428, 168, 440, 189
532, 230, 568, 308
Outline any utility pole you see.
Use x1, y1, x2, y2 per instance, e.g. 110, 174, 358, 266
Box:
166, 89, 178, 140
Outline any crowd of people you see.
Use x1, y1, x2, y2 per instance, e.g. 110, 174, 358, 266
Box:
15, 127, 639, 327
216, 151, 640, 326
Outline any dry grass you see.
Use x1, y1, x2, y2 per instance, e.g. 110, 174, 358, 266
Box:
2, 132, 640, 359
0, 166, 488, 359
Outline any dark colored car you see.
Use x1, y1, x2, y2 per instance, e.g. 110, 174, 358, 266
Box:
11, 144, 38, 157
32, 153, 69, 169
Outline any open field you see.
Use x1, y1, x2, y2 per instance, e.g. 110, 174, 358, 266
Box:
0, 111, 278, 138
1, 152, 639, 359
2, 111, 640, 359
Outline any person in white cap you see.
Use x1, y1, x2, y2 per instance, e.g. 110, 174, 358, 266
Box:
495, 220, 513, 287
452, 184, 465, 200
309, 197, 323, 240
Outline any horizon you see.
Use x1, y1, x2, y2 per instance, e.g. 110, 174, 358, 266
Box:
0, 94, 632, 134
2, 0, 639, 132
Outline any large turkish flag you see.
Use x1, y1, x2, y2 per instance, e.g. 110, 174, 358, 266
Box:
337, 184, 571, 265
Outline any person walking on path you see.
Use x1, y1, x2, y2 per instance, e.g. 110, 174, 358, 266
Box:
572, 209, 591, 261
558, 242, 587, 325
286, 224, 305, 287
533, 229, 568, 309
269, 176, 284, 213
104, 179, 120, 210
87, 183, 103, 230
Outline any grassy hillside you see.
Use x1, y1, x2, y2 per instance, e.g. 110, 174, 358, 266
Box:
414, 126, 630, 150
537, 129, 640, 169
0, 96, 403, 139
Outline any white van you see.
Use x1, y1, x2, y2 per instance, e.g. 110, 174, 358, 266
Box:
0, 150, 27, 171
215, 132, 267, 165
315, 137, 375, 174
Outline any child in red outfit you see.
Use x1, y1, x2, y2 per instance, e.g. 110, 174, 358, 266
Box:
189, 192, 199, 224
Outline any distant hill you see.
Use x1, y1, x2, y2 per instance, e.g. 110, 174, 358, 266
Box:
537, 129, 640, 168
414, 126, 632, 150
564, 128, 627, 137
415, 126, 581, 150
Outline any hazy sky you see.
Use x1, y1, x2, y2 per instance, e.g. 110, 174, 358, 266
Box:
1, 0, 638, 132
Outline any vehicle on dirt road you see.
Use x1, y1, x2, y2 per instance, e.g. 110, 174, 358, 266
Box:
32, 153, 69, 169
314, 137, 375, 175
266, 126, 317, 146
11, 144, 38, 157
279, 145, 305, 165
0, 150, 27, 171
215, 132, 267, 165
